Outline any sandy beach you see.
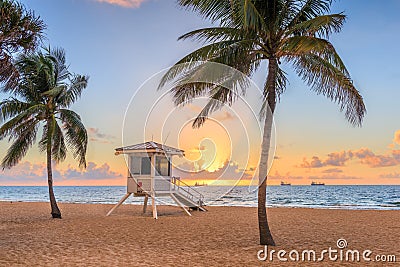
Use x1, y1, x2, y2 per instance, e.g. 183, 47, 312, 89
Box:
0, 202, 398, 266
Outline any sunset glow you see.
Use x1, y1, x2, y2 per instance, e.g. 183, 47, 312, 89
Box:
1, 0, 399, 186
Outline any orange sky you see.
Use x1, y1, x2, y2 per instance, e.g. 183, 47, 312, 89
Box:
1, 1, 400, 186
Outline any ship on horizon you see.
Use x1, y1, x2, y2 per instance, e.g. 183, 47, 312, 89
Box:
194, 181, 207, 187
311, 181, 325, 186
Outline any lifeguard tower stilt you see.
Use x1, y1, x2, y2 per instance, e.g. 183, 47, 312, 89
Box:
106, 141, 206, 219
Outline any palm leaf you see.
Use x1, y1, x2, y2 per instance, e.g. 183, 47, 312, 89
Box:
287, 13, 346, 38
58, 109, 87, 168
1, 121, 38, 169
290, 53, 365, 126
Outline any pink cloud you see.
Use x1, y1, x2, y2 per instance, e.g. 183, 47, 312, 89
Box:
322, 168, 343, 174
88, 127, 116, 144
268, 171, 303, 180
379, 172, 400, 179
394, 130, 400, 145
300, 151, 350, 168
173, 160, 252, 181
63, 162, 122, 180
301, 148, 400, 169
0, 161, 122, 183
353, 148, 399, 168
94, 0, 147, 8
308, 174, 361, 180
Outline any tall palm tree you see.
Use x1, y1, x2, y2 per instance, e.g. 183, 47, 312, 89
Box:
0, 0, 45, 88
161, 0, 366, 245
0, 47, 89, 218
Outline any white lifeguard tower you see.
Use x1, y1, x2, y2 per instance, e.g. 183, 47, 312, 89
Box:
106, 141, 206, 219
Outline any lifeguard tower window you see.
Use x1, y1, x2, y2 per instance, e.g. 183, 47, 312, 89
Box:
131, 156, 151, 175
155, 155, 170, 176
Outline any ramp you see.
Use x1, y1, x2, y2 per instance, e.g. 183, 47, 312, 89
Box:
170, 177, 207, 212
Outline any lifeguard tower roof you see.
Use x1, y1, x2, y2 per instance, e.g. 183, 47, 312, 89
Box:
115, 141, 184, 155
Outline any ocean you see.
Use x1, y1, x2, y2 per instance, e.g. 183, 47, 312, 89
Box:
0, 185, 399, 210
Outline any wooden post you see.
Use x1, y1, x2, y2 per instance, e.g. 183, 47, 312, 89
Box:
106, 193, 131, 216
151, 192, 157, 219
143, 195, 148, 214
149, 155, 158, 219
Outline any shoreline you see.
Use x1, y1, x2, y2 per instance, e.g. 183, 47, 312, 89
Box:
1, 184, 400, 186
1, 202, 399, 266
1, 200, 399, 211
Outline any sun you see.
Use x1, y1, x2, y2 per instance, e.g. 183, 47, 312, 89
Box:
178, 119, 231, 173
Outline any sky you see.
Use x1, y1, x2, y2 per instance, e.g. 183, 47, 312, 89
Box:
0, 0, 400, 186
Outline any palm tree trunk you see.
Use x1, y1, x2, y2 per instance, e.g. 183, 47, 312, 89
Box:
46, 120, 62, 219
258, 58, 278, 245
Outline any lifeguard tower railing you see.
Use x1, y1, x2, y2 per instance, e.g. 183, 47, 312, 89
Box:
171, 177, 205, 208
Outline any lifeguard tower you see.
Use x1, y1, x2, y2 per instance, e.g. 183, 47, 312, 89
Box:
106, 141, 206, 219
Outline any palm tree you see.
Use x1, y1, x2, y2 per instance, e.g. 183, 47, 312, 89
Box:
161, 0, 366, 245
0, 0, 45, 87
0, 47, 89, 218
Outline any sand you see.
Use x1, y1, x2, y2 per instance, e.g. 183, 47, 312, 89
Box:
0, 202, 398, 266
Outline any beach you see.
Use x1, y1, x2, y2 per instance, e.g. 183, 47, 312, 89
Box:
0, 202, 398, 266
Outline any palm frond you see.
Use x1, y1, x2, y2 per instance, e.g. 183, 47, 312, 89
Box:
0, 104, 45, 139
280, 36, 348, 75
287, 13, 346, 38
58, 109, 87, 168
289, 53, 365, 126
287, 0, 333, 28
178, 27, 244, 43
51, 120, 67, 163
159, 40, 240, 89
178, 0, 233, 24
160, 38, 260, 89
58, 75, 89, 108
231, 0, 268, 31
1, 121, 38, 169
192, 85, 239, 128
41, 85, 66, 98
48, 46, 70, 83
0, 98, 31, 122
0, 0, 45, 89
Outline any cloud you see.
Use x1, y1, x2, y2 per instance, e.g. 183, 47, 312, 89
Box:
268, 171, 303, 180
63, 162, 122, 180
300, 156, 324, 168
0, 162, 60, 182
324, 151, 350, 166
301, 148, 400, 168
352, 148, 400, 168
393, 130, 400, 145
94, 0, 147, 8
322, 168, 343, 173
88, 127, 116, 144
309, 174, 361, 180
300, 151, 350, 168
0, 161, 122, 183
379, 172, 400, 179
173, 160, 252, 181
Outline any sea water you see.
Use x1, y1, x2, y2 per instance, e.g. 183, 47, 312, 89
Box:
0, 185, 399, 210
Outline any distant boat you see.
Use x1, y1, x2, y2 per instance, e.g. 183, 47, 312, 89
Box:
194, 182, 207, 187
311, 181, 325, 186
280, 181, 291, 186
